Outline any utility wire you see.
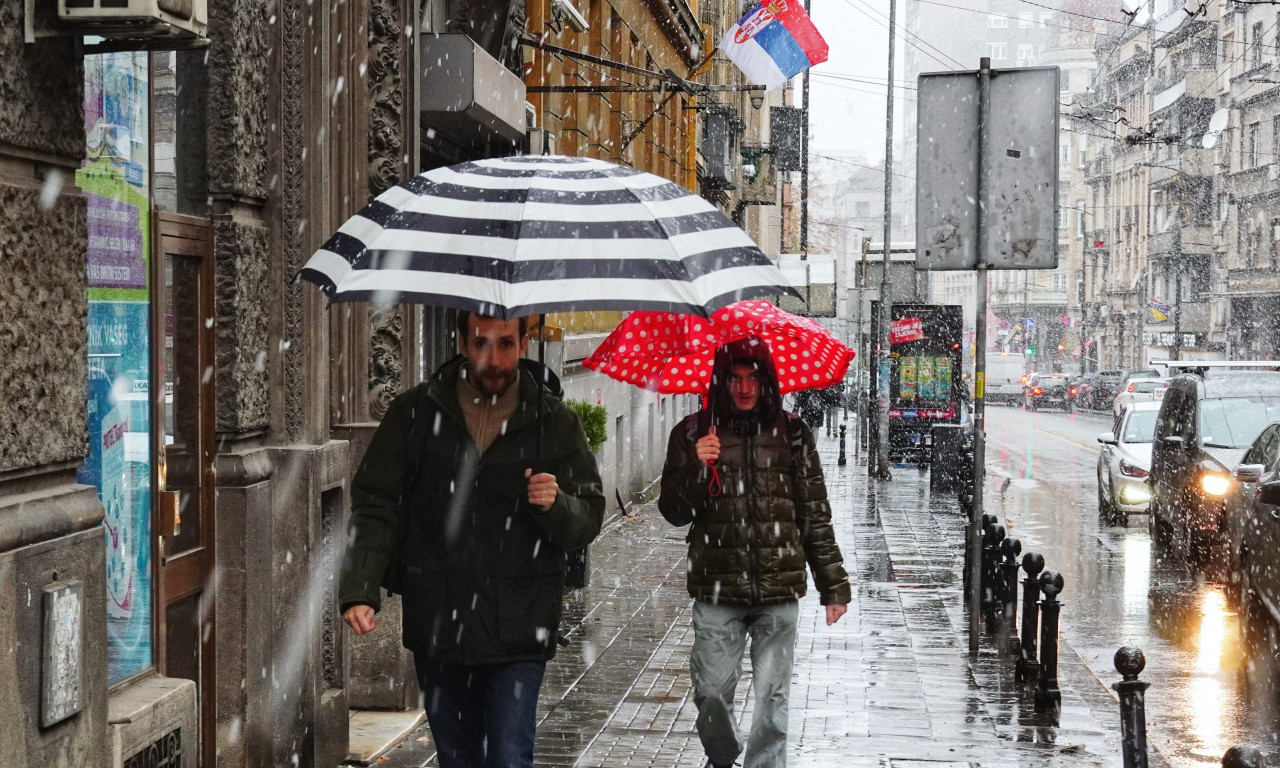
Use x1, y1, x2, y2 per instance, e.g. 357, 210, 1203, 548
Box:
844, 0, 968, 69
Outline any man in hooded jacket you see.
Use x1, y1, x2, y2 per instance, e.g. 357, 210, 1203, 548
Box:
659, 337, 851, 768
338, 312, 605, 768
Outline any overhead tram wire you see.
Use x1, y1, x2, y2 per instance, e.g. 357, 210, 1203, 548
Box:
836, 0, 965, 71
844, 0, 967, 70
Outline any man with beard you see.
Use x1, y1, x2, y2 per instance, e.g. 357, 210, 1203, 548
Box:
659, 337, 849, 768
339, 312, 605, 768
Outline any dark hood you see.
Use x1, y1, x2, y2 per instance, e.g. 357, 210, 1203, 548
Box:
709, 336, 782, 429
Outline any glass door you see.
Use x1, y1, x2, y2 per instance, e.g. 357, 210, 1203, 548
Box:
153, 213, 216, 767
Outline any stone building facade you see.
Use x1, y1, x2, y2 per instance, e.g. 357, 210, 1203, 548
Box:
1, 0, 785, 763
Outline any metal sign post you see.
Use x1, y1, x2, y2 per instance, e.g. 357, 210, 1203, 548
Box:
915, 60, 1059, 652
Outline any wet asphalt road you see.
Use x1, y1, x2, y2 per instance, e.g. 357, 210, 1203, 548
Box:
982, 404, 1280, 766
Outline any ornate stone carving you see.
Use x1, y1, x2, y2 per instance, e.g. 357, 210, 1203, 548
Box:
280, 0, 307, 441
213, 220, 272, 432
320, 492, 340, 689
368, 0, 409, 418
207, 0, 270, 201
0, 185, 87, 472
0, 5, 84, 160
369, 308, 404, 420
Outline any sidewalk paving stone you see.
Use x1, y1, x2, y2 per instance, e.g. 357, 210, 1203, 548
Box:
360, 428, 1163, 768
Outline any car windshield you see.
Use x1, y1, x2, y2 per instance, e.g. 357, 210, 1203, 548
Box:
1199, 398, 1280, 448
1122, 411, 1158, 443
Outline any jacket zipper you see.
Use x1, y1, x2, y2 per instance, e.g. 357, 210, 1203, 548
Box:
746, 432, 760, 604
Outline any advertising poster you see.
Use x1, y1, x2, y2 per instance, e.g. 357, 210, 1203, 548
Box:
936, 357, 953, 401
918, 357, 936, 400
900, 357, 917, 401
78, 51, 152, 684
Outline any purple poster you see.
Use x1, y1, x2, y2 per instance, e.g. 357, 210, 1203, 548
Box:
87, 193, 146, 289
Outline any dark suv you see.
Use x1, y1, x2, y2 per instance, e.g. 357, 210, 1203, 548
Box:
1024, 372, 1070, 411
1149, 371, 1280, 564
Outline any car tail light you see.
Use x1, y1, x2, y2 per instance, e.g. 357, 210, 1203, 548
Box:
1033, 388, 1042, 395
1022, 375, 1028, 384
1127, 383, 1135, 392
1070, 388, 1078, 396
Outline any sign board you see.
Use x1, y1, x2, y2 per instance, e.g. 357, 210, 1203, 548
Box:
915, 66, 1060, 270
890, 316, 925, 344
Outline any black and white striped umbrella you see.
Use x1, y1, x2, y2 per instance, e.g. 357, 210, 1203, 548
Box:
298, 155, 799, 318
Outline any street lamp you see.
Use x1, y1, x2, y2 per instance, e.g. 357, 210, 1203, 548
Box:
750, 93, 765, 109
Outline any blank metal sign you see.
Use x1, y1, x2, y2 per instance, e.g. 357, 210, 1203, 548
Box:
916, 66, 1060, 271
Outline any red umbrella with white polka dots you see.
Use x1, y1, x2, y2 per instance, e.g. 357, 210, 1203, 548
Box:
583, 300, 853, 394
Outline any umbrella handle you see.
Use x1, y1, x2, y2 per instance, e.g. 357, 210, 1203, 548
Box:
706, 461, 722, 498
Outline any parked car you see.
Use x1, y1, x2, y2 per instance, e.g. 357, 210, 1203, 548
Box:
1024, 372, 1071, 411
1097, 402, 1160, 522
1149, 371, 1280, 565
1112, 377, 1169, 416
1225, 421, 1280, 602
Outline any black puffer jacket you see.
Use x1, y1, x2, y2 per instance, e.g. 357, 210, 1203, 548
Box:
658, 340, 850, 607
338, 356, 605, 664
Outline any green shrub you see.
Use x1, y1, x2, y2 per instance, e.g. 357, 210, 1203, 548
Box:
564, 399, 608, 454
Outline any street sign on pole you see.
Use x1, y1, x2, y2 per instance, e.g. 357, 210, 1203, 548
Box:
915, 66, 1060, 271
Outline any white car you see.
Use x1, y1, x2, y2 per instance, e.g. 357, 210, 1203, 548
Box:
1097, 401, 1161, 522
1112, 377, 1169, 416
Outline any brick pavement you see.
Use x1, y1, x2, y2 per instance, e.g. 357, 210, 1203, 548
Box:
364, 428, 1161, 768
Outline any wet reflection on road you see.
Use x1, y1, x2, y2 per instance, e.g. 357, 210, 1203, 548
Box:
983, 405, 1278, 766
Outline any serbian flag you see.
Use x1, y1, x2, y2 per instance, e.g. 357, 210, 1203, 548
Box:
719, 0, 829, 90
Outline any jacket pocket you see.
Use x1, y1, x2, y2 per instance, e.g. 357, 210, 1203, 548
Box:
495, 575, 564, 653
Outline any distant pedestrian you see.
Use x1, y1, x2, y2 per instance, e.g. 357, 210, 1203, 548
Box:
338, 311, 605, 768
658, 337, 851, 768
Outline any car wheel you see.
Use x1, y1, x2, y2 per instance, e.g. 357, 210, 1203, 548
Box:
1150, 506, 1171, 554
1242, 584, 1280, 701
1098, 482, 1116, 522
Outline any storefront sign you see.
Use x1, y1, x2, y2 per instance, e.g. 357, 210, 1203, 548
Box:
890, 317, 924, 344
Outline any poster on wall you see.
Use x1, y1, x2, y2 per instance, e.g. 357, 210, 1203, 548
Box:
918, 357, 936, 401
935, 357, 953, 401
78, 51, 152, 685
900, 357, 917, 401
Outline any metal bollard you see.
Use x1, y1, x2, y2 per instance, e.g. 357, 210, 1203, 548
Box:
1035, 570, 1065, 710
1222, 745, 1267, 768
1016, 552, 1045, 681
1000, 537, 1022, 633
1113, 646, 1150, 768
838, 423, 847, 466
982, 518, 1003, 614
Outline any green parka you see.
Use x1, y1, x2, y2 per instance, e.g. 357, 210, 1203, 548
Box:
338, 356, 605, 664
657, 340, 850, 607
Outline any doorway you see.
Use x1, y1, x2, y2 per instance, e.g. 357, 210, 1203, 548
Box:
153, 213, 216, 767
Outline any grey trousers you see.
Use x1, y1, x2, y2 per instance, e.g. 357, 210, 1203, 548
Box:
690, 599, 800, 768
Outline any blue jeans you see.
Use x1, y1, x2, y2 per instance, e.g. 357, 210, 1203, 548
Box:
690, 600, 799, 768
413, 655, 546, 768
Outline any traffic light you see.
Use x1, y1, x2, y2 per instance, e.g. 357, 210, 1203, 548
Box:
1024, 347, 1035, 356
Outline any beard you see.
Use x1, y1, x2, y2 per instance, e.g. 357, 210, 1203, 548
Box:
467, 363, 519, 398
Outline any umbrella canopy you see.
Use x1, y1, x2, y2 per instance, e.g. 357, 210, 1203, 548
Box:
297, 155, 799, 318
584, 300, 854, 395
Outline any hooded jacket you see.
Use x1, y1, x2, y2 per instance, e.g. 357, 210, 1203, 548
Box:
658, 339, 851, 607
338, 355, 605, 663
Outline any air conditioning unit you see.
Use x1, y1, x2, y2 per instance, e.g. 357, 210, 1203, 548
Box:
59, 0, 207, 43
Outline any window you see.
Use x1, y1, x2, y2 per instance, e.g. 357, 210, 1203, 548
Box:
1219, 192, 1229, 221
1078, 135, 1088, 168
1017, 43, 1034, 62
1076, 199, 1086, 238
1153, 190, 1166, 232
1059, 205, 1069, 229
1253, 22, 1266, 69
1273, 115, 1280, 169
1018, 11, 1034, 27
987, 14, 1007, 28
988, 42, 1008, 60
855, 201, 871, 218
1040, 12, 1052, 27
1053, 271, 1067, 290
1249, 122, 1261, 168
1060, 140, 1069, 164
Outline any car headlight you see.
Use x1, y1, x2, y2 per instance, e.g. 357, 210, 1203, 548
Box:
1120, 484, 1151, 504
1119, 459, 1148, 478
1201, 473, 1231, 496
